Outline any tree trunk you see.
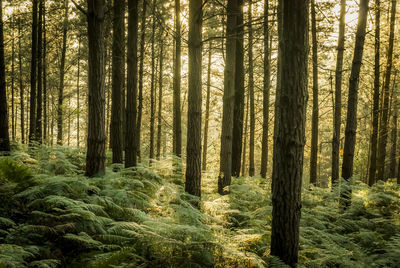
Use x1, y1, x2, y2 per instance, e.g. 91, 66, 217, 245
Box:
377, 0, 396, 182
43, 2, 47, 143
389, 93, 397, 178
76, 37, 80, 147
85, 0, 106, 176
29, 0, 38, 143
173, 0, 182, 157
0, 0, 9, 151
270, 1, 309, 265
125, 0, 139, 168
309, 0, 319, 186
149, 0, 156, 161
248, 0, 255, 177
242, 93, 249, 176
136, 0, 147, 161
231, 0, 244, 177
260, 0, 270, 179
18, 19, 24, 144
185, 0, 202, 197
57, 0, 68, 145
156, 33, 164, 160
111, 0, 125, 163
35, 0, 43, 142
340, 0, 369, 208
202, 41, 212, 171
11, 19, 15, 142
218, 0, 238, 195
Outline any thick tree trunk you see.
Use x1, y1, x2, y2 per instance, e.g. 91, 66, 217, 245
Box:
202, 41, 212, 171
111, 0, 125, 163
35, 0, 43, 142
173, 0, 182, 157
231, 0, 244, 177
248, 0, 255, 177
57, 0, 68, 145
125, 0, 139, 168
218, 0, 238, 195
0, 0, 9, 151
185, 0, 202, 197
29, 0, 38, 143
156, 35, 164, 160
85, 0, 106, 176
340, 0, 369, 208
377, 0, 396, 182
260, 0, 270, 179
149, 0, 156, 161
310, 0, 319, 186
18, 20, 24, 144
270, 1, 309, 265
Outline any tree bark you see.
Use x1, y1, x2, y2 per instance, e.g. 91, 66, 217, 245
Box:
29, 0, 38, 143
149, 0, 156, 161
310, 0, 319, 186
202, 41, 212, 171
377, 0, 396, 182
111, 0, 125, 163
43, 2, 47, 143
156, 32, 164, 160
260, 0, 270, 179
11, 19, 15, 142
0, 0, 9, 151
340, 0, 369, 208
231, 0, 244, 177
248, 0, 255, 177
185, 0, 202, 197
85, 0, 106, 176
76, 37, 80, 147
218, 0, 238, 195
270, 1, 309, 265
125, 0, 139, 168
18, 19, 24, 144
389, 91, 397, 178
242, 93, 249, 176
35, 0, 43, 142
173, 0, 182, 157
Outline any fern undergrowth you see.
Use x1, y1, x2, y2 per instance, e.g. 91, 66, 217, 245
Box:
0, 145, 399, 267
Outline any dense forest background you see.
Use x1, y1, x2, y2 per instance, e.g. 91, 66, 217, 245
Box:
0, 0, 400, 267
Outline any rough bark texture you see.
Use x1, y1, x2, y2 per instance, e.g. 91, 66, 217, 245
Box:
125, 0, 139, 168
340, 0, 369, 208
85, 0, 106, 177
202, 41, 212, 171
248, 0, 255, 177
35, 0, 43, 142
18, 20, 24, 144
136, 0, 147, 160
231, 0, 244, 177
377, 0, 396, 182
185, 0, 202, 197
173, 0, 182, 157
310, 0, 319, 186
0, 0, 9, 151
57, 0, 68, 145
29, 0, 38, 143
156, 35, 164, 160
270, 1, 308, 266
218, 0, 237, 195
260, 0, 270, 179
149, 0, 156, 161
368, 0, 379, 186
111, 0, 125, 164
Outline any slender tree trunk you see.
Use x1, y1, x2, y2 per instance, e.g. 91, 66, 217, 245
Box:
260, 0, 270, 179
242, 93, 249, 176
57, 0, 68, 145
310, 0, 319, 186
76, 38, 80, 147
218, 0, 238, 194
0, 0, 9, 151
125, 0, 139, 168
85, 0, 106, 176
185, 0, 202, 197
340, 0, 369, 208
390, 94, 397, 178
248, 0, 255, 177
231, 0, 244, 177
106, 50, 111, 147
173, 0, 182, 157
202, 41, 212, 171
43, 2, 47, 143
270, 1, 309, 265
377, 0, 396, 182
156, 34, 164, 160
111, 0, 125, 163
149, 0, 156, 161
368, 0, 380, 186
29, 0, 38, 143
136, 0, 147, 161
35, 0, 43, 142
11, 20, 15, 142
18, 19, 24, 144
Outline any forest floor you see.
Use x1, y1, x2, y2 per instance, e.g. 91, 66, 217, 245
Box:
0, 145, 400, 267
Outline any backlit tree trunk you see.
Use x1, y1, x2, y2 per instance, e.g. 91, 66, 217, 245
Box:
202, 41, 212, 171
248, 0, 255, 177
0, 0, 9, 151
173, 0, 182, 157
18, 19, 24, 144
29, 0, 38, 143
156, 34, 164, 160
